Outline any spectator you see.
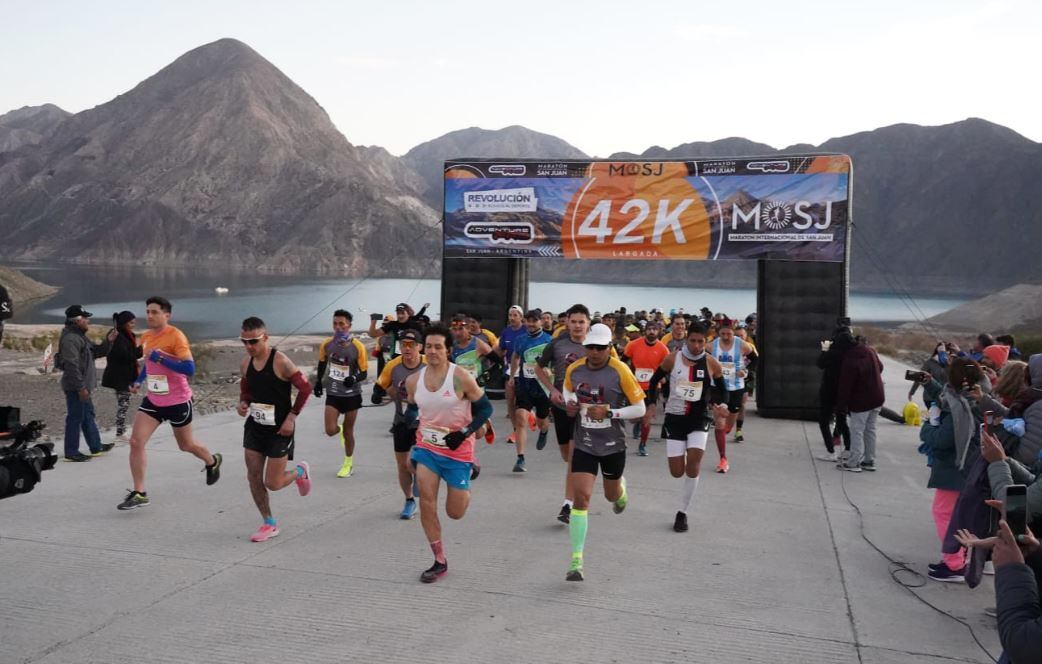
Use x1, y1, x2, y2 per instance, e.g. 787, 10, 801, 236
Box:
996, 334, 1022, 362
101, 310, 142, 443
0, 282, 11, 345
816, 321, 857, 462
971, 333, 996, 362
993, 361, 1029, 408
992, 520, 1042, 664
908, 341, 952, 402
835, 335, 885, 472
978, 354, 1042, 467
981, 430, 1042, 534
981, 345, 1011, 388
58, 305, 117, 461
919, 357, 985, 581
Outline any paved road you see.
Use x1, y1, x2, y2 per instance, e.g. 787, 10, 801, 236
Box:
1, 360, 1001, 663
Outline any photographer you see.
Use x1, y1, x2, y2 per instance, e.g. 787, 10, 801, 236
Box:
815, 319, 856, 462
58, 305, 116, 461
993, 521, 1041, 664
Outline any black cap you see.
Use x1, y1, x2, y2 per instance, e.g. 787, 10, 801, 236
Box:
65, 304, 93, 319
399, 328, 422, 343
395, 303, 409, 311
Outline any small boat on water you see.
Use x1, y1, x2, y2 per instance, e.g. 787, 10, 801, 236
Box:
214, 287, 229, 294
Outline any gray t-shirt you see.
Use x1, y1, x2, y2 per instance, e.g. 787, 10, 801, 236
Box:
376, 355, 424, 426
538, 335, 590, 390
564, 357, 645, 456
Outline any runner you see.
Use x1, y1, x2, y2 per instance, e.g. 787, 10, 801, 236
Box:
494, 305, 527, 444
507, 310, 553, 472
374, 327, 425, 519
661, 316, 688, 354
561, 323, 646, 581
235, 317, 313, 541
117, 296, 222, 510
733, 322, 760, 443
709, 318, 756, 473
313, 309, 367, 478
404, 324, 494, 583
540, 310, 555, 334
647, 321, 728, 532
466, 314, 498, 351
450, 314, 496, 445
624, 320, 670, 456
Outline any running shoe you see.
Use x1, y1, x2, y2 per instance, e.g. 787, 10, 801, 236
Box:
566, 557, 584, 582
715, 458, 729, 474
927, 561, 946, 573
638, 443, 648, 457
734, 430, 745, 443
484, 422, 496, 445
613, 478, 628, 514
837, 464, 862, 473
860, 461, 877, 472
673, 511, 688, 533
420, 560, 448, 583
470, 461, 481, 481
64, 453, 92, 462
816, 451, 840, 463
91, 443, 116, 456
295, 461, 311, 496
528, 412, 537, 431
114, 433, 130, 444
927, 563, 965, 583
205, 453, 223, 485
557, 504, 571, 524
400, 498, 417, 520
983, 561, 995, 576
250, 524, 280, 542
117, 490, 149, 510
506, 433, 517, 444
536, 430, 548, 450
513, 457, 527, 473
336, 456, 354, 478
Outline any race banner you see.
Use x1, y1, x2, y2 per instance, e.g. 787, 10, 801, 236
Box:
443, 155, 850, 261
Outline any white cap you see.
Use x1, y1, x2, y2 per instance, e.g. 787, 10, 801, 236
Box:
508, 305, 524, 314
583, 323, 613, 346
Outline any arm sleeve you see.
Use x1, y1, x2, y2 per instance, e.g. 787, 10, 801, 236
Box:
289, 371, 312, 415
160, 356, 196, 376
239, 373, 252, 403
612, 401, 646, 421
314, 361, 327, 385
403, 403, 419, 428
135, 363, 147, 385
466, 394, 494, 434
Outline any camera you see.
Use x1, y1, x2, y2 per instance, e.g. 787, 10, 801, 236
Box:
0, 406, 58, 500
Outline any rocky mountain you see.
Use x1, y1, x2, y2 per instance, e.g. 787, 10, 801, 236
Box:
403, 125, 588, 208
0, 39, 438, 275
0, 104, 70, 152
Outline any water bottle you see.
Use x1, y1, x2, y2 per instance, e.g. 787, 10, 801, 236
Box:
928, 402, 941, 426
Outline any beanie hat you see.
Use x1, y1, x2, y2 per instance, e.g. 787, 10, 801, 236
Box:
982, 344, 1010, 370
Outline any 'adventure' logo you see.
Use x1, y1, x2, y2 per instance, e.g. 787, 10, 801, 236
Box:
463, 187, 538, 213
464, 222, 535, 244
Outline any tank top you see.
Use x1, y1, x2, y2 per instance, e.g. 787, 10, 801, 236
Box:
712, 338, 744, 392
664, 351, 711, 417
451, 338, 481, 379
245, 349, 291, 431
413, 363, 475, 462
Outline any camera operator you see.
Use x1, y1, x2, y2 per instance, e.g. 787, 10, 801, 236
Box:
58, 305, 117, 461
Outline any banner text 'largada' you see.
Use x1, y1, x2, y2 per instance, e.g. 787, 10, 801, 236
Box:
443, 156, 851, 262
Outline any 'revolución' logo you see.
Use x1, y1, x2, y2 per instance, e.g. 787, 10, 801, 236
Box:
463, 187, 538, 213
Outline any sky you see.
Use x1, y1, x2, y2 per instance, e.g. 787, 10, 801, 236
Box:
1, 0, 1039, 157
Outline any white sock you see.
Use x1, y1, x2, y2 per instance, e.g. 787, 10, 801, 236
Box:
678, 476, 699, 513
564, 499, 574, 508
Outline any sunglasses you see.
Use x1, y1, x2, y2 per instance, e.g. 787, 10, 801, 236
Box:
585, 344, 609, 351
240, 337, 264, 345
450, 322, 467, 328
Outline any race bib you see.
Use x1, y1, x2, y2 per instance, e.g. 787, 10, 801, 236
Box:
580, 405, 612, 430
635, 368, 654, 383
523, 363, 537, 379
720, 362, 736, 380
250, 403, 277, 426
675, 380, 703, 402
147, 374, 169, 395
420, 425, 450, 448
328, 363, 352, 382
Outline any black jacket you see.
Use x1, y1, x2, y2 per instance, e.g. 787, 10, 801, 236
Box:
995, 551, 1042, 663
101, 331, 141, 391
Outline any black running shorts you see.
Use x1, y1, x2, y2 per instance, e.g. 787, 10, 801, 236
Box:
515, 388, 551, 419
571, 447, 626, 480
243, 426, 294, 459
138, 397, 193, 428
661, 412, 710, 440
552, 404, 576, 446
392, 422, 417, 453
325, 394, 362, 413
724, 389, 744, 413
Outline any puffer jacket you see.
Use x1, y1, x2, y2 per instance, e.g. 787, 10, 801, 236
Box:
979, 354, 1042, 466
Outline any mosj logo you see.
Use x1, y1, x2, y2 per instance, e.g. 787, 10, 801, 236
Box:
731, 200, 834, 230
463, 187, 538, 213
464, 222, 535, 244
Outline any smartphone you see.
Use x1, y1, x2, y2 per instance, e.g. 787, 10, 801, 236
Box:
984, 411, 994, 426
1004, 484, 1028, 537
904, 370, 924, 382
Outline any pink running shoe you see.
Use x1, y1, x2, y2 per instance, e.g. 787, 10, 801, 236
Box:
250, 524, 280, 542
528, 412, 537, 431
295, 461, 311, 497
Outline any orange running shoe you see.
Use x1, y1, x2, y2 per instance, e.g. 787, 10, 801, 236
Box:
484, 422, 496, 445
716, 458, 730, 474
507, 432, 517, 444
528, 412, 537, 431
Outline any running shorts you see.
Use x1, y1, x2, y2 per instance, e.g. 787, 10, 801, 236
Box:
724, 389, 744, 413
138, 397, 193, 428
411, 446, 472, 491
552, 404, 576, 446
243, 426, 294, 459
570, 448, 626, 480
325, 394, 363, 413
392, 422, 418, 453
515, 389, 551, 419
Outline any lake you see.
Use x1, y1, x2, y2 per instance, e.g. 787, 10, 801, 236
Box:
8, 264, 967, 340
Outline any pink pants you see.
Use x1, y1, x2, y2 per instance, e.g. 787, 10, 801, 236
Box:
932, 489, 965, 570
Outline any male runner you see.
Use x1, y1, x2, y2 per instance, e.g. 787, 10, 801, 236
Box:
313, 309, 367, 477
709, 318, 756, 473
624, 320, 670, 456
562, 323, 646, 581
733, 323, 759, 443
466, 314, 498, 351
374, 327, 425, 519
494, 305, 527, 443
235, 317, 313, 541
508, 310, 553, 472
540, 311, 555, 334
537, 303, 601, 523
118, 296, 221, 510
404, 325, 494, 583
661, 316, 688, 353
647, 321, 728, 532
450, 314, 497, 445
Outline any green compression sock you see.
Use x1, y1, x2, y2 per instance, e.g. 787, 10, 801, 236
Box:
569, 508, 588, 558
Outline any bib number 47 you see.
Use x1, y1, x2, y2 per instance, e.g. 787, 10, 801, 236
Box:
577, 199, 691, 245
